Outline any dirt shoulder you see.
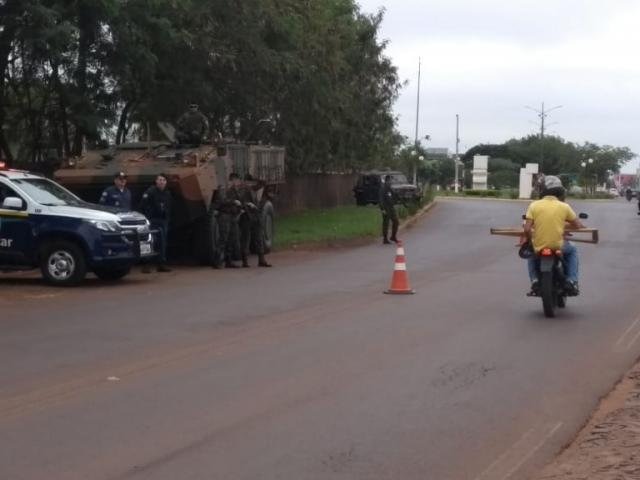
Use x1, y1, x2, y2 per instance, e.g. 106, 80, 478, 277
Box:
534, 359, 640, 479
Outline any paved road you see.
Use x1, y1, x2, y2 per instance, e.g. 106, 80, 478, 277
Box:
2, 197, 640, 480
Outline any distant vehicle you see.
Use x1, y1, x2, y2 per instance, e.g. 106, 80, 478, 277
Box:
353, 170, 421, 206
0, 166, 154, 285
608, 188, 619, 196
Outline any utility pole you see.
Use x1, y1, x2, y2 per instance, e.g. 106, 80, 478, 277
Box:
413, 57, 421, 186
525, 102, 562, 165
455, 114, 460, 193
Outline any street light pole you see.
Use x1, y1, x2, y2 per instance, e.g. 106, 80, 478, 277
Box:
413, 57, 421, 186
455, 114, 460, 193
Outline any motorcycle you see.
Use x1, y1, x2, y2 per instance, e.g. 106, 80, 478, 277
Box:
523, 213, 589, 318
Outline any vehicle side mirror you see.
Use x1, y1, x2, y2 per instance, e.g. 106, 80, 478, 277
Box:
2, 197, 24, 211
579, 213, 588, 219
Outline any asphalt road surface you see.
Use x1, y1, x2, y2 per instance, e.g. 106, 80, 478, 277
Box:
2, 197, 640, 480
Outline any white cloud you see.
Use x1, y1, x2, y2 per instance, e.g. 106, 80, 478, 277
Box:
358, 0, 640, 171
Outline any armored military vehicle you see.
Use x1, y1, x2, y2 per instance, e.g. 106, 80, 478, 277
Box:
54, 141, 285, 265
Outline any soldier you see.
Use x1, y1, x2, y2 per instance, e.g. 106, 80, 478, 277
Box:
379, 174, 399, 244
238, 174, 272, 268
176, 103, 209, 145
139, 173, 172, 273
212, 173, 243, 269
99, 172, 132, 210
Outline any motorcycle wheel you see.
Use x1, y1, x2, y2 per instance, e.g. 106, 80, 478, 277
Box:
541, 271, 556, 318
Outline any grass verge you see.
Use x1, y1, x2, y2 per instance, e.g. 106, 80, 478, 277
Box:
274, 205, 380, 249
274, 188, 435, 250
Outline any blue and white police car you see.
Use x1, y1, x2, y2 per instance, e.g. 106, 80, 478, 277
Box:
0, 166, 155, 285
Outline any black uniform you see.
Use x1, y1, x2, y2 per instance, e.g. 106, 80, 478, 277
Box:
99, 186, 132, 210
139, 186, 172, 265
379, 182, 399, 243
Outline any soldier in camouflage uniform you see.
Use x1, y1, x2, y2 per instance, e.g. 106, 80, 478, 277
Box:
238, 175, 271, 268
212, 173, 243, 268
176, 103, 209, 145
379, 174, 399, 244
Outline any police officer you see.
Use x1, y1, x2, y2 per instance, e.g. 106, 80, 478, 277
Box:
99, 172, 132, 210
379, 174, 399, 244
139, 173, 172, 272
176, 103, 209, 145
238, 175, 271, 268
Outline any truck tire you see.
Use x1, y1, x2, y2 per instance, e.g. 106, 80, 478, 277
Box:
94, 267, 130, 281
196, 206, 223, 266
262, 200, 275, 254
40, 240, 87, 286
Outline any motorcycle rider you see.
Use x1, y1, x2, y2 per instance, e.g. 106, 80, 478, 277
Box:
524, 175, 585, 295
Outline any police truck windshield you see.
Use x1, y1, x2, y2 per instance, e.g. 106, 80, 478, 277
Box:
12, 178, 82, 206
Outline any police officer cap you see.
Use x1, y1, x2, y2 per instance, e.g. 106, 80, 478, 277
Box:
544, 175, 563, 189
114, 171, 127, 179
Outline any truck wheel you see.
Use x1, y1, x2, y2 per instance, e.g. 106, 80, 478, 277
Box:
40, 240, 87, 286
196, 207, 222, 266
94, 267, 130, 281
262, 201, 275, 254
355, 195, 367, 206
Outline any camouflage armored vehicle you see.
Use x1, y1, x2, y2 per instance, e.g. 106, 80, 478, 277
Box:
54, 141, 285, 265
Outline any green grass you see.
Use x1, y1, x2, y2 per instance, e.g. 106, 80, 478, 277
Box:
274, 188, 435, 249
274, 205, 381, 249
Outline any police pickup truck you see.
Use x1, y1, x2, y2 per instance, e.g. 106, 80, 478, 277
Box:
0, 167, 154, 285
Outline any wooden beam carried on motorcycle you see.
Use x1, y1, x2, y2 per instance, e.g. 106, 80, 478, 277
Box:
490, 227, 599, 244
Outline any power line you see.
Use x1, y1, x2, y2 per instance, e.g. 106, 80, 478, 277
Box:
524, 102, 562, 163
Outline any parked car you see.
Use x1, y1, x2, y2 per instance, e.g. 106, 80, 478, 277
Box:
0, 166, 155, 285
353, 171, 421, 206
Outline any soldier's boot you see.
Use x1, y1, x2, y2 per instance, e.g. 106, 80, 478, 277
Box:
383, 237, 392, 244
157, 264, 172, 273
258, 255, 272, 268
242, 254, 250, 268
225, 261, 240, 269
389, 224, 399, 243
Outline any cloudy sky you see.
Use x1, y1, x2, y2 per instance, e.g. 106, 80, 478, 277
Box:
356, 0, 640, 172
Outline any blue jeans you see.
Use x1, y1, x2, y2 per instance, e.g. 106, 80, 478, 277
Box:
527, 241, 579, 283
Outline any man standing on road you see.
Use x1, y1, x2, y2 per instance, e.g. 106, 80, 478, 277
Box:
139, 173, 172, 273
212, 173, 243, 269
379, 174, 399, 244
524, 175, 585, 295
99, 172, 131, 210
176, 103, 209, 145
238, 174, 272, 268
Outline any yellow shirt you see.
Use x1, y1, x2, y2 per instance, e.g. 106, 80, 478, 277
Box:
525, 196, 577, 252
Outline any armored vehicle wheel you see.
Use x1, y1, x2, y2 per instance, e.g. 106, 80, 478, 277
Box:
262, 200, 275, 254
40, 240, 87, 286
94, 267, 130, 281
196, 207, 223, 266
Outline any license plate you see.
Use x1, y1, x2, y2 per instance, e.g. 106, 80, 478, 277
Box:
140, 242, 152, 255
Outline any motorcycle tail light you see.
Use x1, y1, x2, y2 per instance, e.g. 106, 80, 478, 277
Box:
541, 248, 553, 256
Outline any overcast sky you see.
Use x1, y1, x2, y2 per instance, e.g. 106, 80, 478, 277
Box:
356, 0, 640, 172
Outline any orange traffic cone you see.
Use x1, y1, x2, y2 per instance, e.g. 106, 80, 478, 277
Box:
384, 241, 415, 295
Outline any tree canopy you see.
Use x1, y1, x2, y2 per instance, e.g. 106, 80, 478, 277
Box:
0, 0, 403, 174
462, 135, 636, 188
